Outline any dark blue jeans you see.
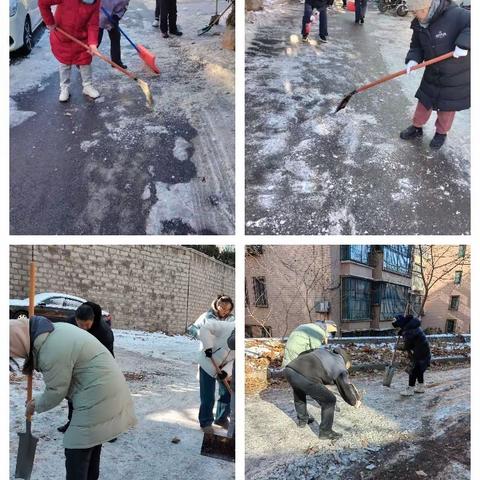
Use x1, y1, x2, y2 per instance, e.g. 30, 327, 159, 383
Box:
302, 4, 328, 37
355, 0, 368, 22
198, 367, 231, 427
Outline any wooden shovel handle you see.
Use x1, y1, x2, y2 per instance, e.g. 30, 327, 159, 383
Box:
357, 51, 455, 94
54, 27, 137, 81
210, 358, 233, 395
27, 258, 36, 421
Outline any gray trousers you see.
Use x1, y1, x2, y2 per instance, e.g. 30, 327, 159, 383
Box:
59, 64, 93, 89
284, 367, 336, 432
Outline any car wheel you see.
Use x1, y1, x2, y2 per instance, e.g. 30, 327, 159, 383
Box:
13, 310, 29, 320
21, 17, 33, 54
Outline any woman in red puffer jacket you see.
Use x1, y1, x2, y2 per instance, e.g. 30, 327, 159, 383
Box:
39, 0, 101, 102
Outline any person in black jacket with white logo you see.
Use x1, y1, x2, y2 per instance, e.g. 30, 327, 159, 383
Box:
392, 314, 431, 396
284, 347, 362, 440
400, 0, 470, 150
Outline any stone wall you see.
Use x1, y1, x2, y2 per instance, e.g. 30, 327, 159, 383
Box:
10, 245, 235, 333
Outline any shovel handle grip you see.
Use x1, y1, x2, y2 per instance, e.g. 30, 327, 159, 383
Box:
54, 27, 137, 81
210, 358, 233, 395
357, 51, 455, 94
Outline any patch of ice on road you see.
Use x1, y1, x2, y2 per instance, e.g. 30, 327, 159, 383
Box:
144, 125, 169, 135
10, 99, 36, 128
10, 33, 58, 97
328, 207, 357, 235
285, 158, 318, 194
146, 182, 196, 234
141, 184, 151, 200
80, 139, 100, 152
204, 64, 235, 93
259, 133, 288, 156
173, 137, 192, 162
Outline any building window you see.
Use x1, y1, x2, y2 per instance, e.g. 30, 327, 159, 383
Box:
340, 245, 371, 265
458, 245, 466, 258
342, 277, 371, 321
454, 271, 462, 285
445, 319, 456, 334
253, 277, 268, 307
380, 283, 410, 321
382, 245, 412, 276
449, 296, 460, 311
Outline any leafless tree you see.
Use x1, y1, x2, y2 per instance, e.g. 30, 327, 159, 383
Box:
415, 245, 470, 315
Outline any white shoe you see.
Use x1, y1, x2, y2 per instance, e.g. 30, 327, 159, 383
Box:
82, 85, 100, 99
414, 384, 425, 393
59, 87, 70, 102
400, 386, 415, 397
152, 19, 159, 27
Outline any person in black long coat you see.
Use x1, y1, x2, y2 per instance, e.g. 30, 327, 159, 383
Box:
354, 0, 368, 24
57, 302, 115, 433
152, 0, 182, 38
400, 0, 470, 150
392, 314, 431, 396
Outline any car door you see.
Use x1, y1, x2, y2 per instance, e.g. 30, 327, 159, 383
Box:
35, 296, 66, 321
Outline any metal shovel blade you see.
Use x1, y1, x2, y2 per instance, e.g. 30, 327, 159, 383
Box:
200, 432, 235, 462
383, 365, 395, 387
15, 421, 38, 479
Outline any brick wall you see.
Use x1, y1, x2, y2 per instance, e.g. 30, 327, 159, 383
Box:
10, 245, 235, 333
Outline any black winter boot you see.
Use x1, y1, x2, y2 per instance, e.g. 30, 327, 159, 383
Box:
57, 422, 70, 433
298, 416, 315, 428
429, 132, 447, 150
400, 125, 423, 140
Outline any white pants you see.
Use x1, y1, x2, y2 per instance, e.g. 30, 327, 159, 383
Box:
59, 64, 93, 89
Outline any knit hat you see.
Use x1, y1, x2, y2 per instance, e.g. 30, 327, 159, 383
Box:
409, 0, 431, 10
10, 318, 30, 359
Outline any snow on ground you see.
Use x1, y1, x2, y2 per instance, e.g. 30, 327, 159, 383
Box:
10, 330, 234, 479
246, 367, 470, 480
245, 1, 470, 235
10, 0, 234, 235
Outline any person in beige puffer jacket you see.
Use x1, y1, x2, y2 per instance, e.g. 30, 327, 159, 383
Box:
10, 316, 136, 480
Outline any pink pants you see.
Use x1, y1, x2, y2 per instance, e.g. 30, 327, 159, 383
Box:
412, 101, 456, 134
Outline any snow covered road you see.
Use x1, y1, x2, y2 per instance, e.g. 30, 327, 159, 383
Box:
10, 0, 235, 235
245, 366, 470, 480
10, 330, 235, 479
245, 2, 470, 235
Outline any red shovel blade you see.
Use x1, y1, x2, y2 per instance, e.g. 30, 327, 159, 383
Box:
137, 44, 160, 74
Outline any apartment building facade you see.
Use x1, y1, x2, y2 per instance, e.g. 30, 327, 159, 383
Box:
245, 245, 417, 337
420, 245, 470, 334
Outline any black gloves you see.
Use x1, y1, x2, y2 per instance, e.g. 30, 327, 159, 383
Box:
217, 370, 228, 380
205, 348, 213, 358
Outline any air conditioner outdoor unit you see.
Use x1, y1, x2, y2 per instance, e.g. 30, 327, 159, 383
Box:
315, 300, 330, 313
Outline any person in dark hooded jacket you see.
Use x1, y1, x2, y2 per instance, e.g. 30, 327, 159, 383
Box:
284, 347, 362, 440
400, 0, 470, 150
392, 314, 431, 396
58, 302, 115, 433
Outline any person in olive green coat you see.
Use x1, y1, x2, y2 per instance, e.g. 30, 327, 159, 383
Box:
10, 316, 136, 480
282, 322, 328, 367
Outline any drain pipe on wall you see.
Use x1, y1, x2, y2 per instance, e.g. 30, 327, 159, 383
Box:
185, 254, 192, 333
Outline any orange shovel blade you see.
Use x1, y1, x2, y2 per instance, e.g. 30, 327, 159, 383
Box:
137, 44, 160, 74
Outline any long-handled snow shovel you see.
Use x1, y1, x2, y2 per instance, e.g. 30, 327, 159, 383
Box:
335, 51, 455, 113
198, 1, 233, 35
200, 357, 235, 462
382, 334, 401, 387
15, 251, 38, 480
55, 27, 154, 107
100, 7, 160, 74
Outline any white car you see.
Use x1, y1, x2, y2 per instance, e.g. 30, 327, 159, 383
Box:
10, 0, 43, 53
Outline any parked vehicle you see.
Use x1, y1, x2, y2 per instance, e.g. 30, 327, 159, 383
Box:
460, 1, 470, 10
378, 0, 408, 17
9, 0, 43, 53
9, 292, 112, 325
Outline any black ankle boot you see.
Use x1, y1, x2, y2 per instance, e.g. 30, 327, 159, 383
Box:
400, 125, 423, 140
430, 132, 447, 150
